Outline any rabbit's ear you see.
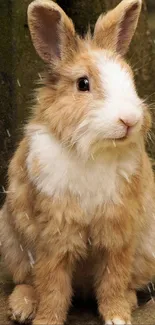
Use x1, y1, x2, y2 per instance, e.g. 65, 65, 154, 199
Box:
28, 0, 76, 63
94, 0, 142, 56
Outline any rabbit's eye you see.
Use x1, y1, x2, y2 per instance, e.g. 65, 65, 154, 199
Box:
77, 77, 90, 92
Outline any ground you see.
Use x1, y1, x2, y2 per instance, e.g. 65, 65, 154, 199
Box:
0, 261, 155, 325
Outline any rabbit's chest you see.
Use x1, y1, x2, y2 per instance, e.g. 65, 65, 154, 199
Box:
27, 127, 137, 217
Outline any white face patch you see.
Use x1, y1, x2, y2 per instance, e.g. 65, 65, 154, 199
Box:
73, 51, 143, 158
96, 52, 135, 101
26, 124, 139, 219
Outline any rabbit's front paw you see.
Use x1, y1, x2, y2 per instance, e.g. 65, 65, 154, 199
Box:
99, 297, 131, 325
105, 317, 131, 325
8, 284, 37, 323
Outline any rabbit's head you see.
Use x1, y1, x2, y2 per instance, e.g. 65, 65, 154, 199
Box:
28, 0, 150, 159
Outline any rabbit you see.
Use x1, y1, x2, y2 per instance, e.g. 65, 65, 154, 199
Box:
0, 0, 155, 324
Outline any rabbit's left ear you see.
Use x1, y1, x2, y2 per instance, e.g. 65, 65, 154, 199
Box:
94, 0, 142, 56
28, 0, 76, 64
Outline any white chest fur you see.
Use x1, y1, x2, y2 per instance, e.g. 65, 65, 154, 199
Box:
26, 125, 138, 216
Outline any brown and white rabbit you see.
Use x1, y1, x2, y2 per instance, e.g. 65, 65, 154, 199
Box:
0, 0, 155, 324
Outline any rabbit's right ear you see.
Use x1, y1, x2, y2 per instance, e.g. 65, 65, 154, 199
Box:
28, 0, 76, 63
94, 0, 142, 56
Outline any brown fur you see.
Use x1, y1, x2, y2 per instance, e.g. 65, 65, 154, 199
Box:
1, 0, 155, 324
94, 0, 142, 55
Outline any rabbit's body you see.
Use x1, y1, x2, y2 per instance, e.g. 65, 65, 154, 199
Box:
1, 119, 155, 322
1, 0, 155, 324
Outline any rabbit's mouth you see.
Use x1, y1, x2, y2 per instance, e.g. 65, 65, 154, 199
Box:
110, 131, 139, 145
111, 131, 129, 143
109, 120, 142, 143
90, 130, 140, 153
73, 118, 142, 159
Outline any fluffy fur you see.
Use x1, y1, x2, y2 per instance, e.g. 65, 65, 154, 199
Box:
0, 0, 155, 324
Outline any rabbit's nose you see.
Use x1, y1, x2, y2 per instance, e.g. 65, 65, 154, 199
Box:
119, 116, 138, 128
